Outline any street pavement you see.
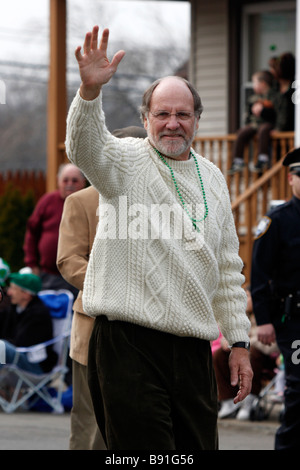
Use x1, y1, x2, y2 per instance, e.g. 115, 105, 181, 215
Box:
218, 417, 277, 450
0, 409, 280, 451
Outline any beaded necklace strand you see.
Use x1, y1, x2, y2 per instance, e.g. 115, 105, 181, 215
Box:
153, 148, 208, 232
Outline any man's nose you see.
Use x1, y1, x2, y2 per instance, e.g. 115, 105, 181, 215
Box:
165, 115, 180, 129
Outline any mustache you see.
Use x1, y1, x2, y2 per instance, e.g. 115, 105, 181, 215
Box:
159, 131, 185, 138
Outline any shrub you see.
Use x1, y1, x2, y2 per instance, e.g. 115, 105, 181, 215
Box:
0, 183, 35, 272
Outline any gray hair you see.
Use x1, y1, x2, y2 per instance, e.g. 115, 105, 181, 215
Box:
57, 163, 86, 181
140, 76, 203, 123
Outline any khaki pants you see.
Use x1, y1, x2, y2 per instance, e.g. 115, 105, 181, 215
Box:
69, 359, 106, 450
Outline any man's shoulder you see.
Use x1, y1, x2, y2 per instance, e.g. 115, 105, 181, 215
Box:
267, 199, 291, 220
254, 200, 290, 239
64, 186, 99, 217
65, 186, 98, 203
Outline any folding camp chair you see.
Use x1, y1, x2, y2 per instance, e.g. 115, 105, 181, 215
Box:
0, 289, 73, 414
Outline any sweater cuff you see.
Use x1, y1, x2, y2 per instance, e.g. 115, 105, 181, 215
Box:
74, 88, 103, 114
225, 328, 251, 346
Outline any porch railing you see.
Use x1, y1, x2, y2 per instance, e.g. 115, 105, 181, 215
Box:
193, 131, 295, 283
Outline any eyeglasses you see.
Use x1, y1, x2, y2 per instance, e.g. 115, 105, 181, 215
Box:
150, 111, 195, 121
291, 171, 300, 177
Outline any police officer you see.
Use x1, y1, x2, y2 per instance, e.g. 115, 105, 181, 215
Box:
251, 148, 300, 449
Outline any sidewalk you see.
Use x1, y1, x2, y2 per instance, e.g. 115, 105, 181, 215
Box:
219, 402, 280, 450
218, 416, 278, 450
0, 409, 280, 451
0, 410, 70, 450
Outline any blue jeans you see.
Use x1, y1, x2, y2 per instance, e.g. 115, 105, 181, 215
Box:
0, 340, 44, 374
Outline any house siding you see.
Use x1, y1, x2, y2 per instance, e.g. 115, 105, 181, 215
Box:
190, 0, 229, 135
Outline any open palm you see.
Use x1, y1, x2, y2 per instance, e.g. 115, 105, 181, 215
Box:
75, 27, 125, 99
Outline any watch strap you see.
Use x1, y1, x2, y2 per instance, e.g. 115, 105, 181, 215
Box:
231, 341, 250, 350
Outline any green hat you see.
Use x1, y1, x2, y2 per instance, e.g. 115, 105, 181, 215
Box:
0, 258, 10, 286
9, 272, 42, 295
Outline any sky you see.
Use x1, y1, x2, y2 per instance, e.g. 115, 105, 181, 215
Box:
0, 0, 190, 65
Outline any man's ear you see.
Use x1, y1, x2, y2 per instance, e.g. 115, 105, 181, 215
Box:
143, 116, 148, 131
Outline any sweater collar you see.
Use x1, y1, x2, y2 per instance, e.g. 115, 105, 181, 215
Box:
147, 139, 197, 170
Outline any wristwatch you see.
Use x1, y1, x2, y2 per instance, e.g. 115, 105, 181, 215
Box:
231, 341, 250, 350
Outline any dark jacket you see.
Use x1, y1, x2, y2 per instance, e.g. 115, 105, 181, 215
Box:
1, 295, 57, 372
251, 196, 300, 325
263, 86, 295, 131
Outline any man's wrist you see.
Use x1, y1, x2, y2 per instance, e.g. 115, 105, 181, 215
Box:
79, 83, 101, 101
231, 341, 250, 351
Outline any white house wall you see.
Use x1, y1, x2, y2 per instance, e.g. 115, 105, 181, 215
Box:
190, 0, 228, 136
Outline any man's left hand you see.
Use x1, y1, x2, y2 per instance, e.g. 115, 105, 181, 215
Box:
228, 347, 253, 403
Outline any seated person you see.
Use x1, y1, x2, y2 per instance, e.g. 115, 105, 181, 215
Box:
250, 52, 295, 173
0, 270, 57, 374
228, 70, 277, 175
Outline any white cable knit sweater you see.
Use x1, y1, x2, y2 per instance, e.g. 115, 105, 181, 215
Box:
65, 90, 250, 344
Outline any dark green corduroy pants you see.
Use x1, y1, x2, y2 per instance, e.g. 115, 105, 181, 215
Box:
88, 315, 218, 450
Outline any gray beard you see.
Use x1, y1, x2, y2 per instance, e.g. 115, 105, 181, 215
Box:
146, 119, 197, 160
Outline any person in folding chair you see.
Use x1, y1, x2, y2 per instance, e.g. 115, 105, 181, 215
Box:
0, 271, 57, 374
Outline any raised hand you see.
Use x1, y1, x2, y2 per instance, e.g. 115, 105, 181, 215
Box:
75, 26, 125, 101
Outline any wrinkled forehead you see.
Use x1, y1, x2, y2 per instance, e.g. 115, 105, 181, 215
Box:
150, 78, 194, 110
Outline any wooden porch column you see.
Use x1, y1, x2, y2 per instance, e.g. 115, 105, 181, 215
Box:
47, 0, 67, 192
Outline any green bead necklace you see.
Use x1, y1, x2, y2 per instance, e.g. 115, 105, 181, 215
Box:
154, 148, 208, 232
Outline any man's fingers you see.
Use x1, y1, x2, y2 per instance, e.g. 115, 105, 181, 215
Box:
229, 348, 253, 404
233, 389, 242, 404
99, 28, 110, 52
83, 31, 92, 55
75, 46, 82, 62
75, 27, 125, 93
258, 333, 274, 345
111, 50, 126, 70
234, 378, 252, 403
91, 25, 99, 50
230, 363, 239, 387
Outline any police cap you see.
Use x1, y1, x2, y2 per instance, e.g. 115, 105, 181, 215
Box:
282, 148, 300, 174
